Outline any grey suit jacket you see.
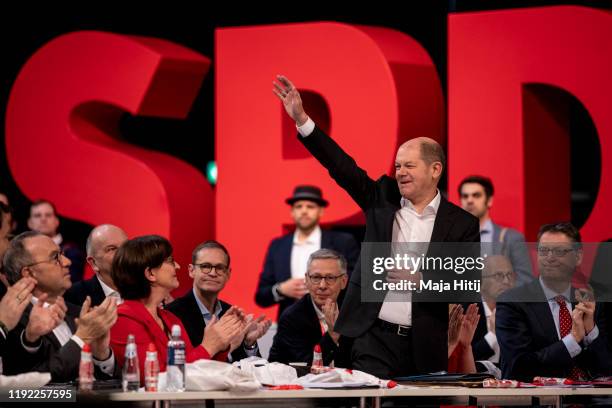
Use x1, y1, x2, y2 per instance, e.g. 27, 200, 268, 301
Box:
487, 222, 533, 286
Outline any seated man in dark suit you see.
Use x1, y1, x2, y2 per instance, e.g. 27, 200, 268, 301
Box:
65, 224, 128, 306
497, 222, 612, 381
2, 231, 119, 382
167, 240, 271, 362
471, 255, 516, 365
255, 185, 359, 320
269, 249, 350, 367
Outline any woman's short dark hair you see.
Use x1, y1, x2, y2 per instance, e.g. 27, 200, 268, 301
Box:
112, 235, 173, 300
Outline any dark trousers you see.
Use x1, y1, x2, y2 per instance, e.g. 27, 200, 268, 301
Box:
351, 320, 418, 379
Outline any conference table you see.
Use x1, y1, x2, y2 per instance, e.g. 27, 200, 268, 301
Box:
105, 385, 612, 407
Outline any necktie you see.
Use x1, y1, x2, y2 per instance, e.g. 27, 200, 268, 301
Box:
555, 296, 587, 380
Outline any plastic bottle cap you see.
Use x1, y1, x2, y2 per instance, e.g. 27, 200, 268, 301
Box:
314, 344, 321, 353
171, 324, 181, 337
82, 344, 91, 352
148, 343, 157, 352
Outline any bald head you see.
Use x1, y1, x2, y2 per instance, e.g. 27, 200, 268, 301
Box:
86, 224, 128, 283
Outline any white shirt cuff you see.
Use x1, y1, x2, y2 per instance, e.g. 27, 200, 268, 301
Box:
20, 330, 41, 353
271, 283, 284, 303
244, 344, 259, 357
0, 327, 6, 340
584, 325, 599, 346
71, 334, 85, 348
297, 117, 315, 137
484, 331, 500, 359
562, 334, 582, 358
93, 350, 116, 376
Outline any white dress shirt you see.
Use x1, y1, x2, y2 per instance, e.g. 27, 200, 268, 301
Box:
291, 226, 322, 279
539, 278, 599, 358
97, 275, 122, 304
377, 192, 441, 326
481, 300, 500, 363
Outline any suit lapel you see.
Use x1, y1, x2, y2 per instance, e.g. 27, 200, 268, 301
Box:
187, 291, 206, 335
321, 230, 331, 248
88, 276, 106, 306
280, 234, 293, 281
430, 196, 453, 242
527, 281, 560, 344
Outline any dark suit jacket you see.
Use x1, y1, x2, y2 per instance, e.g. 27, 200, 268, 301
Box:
299, 125, 480, 374
4, 301, 119, 382
255, 229, 359, 319
64, 275, 106, 307
268, 294, 349, 367
166, 290, 256, 362
496, 280, 612, 381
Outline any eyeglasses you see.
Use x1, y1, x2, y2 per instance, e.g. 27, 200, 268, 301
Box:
25, 250, 65, 267
164, 255, 176, 265
482, 271, 515, 281
307, 274, 345, 284
537, 247, 575, 257
193, 263, 229, 274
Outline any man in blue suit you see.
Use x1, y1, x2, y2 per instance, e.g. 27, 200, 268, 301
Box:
255, 185, 359, 320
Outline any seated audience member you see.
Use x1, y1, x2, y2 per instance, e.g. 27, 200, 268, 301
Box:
0, 276, 37, 354
2, 231, 118, 382
472, 255, 516, 364
448, 303, 480, 373
27, 200, 85, 283
65, 224, 128, 306
497, 222, 612, 381
167, 240, 271, 361
110, 235, 246, 382
269, 249, 350, 366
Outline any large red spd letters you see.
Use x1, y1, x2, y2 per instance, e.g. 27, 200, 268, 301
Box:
5, 7, 610, 316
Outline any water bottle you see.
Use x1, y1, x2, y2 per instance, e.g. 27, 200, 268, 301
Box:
310, 344, 325, 374
144, 343, 159, 392
78, 343, 94, 391
122, 334, 140, 392
166, 324, 186, 392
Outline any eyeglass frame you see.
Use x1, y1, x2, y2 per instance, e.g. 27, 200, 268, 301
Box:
537, 246, 577, 257
306, 273, 346, 285
25, 249, 66, 268
482, 271, 515, 281
192, 262, 230, 275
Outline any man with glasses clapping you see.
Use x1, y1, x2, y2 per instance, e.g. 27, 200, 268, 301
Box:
167, 240, 272, 362
268, 249, 350, 367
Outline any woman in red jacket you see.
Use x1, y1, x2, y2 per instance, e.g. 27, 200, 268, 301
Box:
110, 235, 244, 382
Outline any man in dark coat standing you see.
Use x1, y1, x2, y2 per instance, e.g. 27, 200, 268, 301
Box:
273, 75, 480, 378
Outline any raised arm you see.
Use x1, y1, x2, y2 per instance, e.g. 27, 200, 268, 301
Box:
273, 75, 377, 210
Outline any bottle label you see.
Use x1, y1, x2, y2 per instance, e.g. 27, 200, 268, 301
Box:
174, 349, 185, 365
